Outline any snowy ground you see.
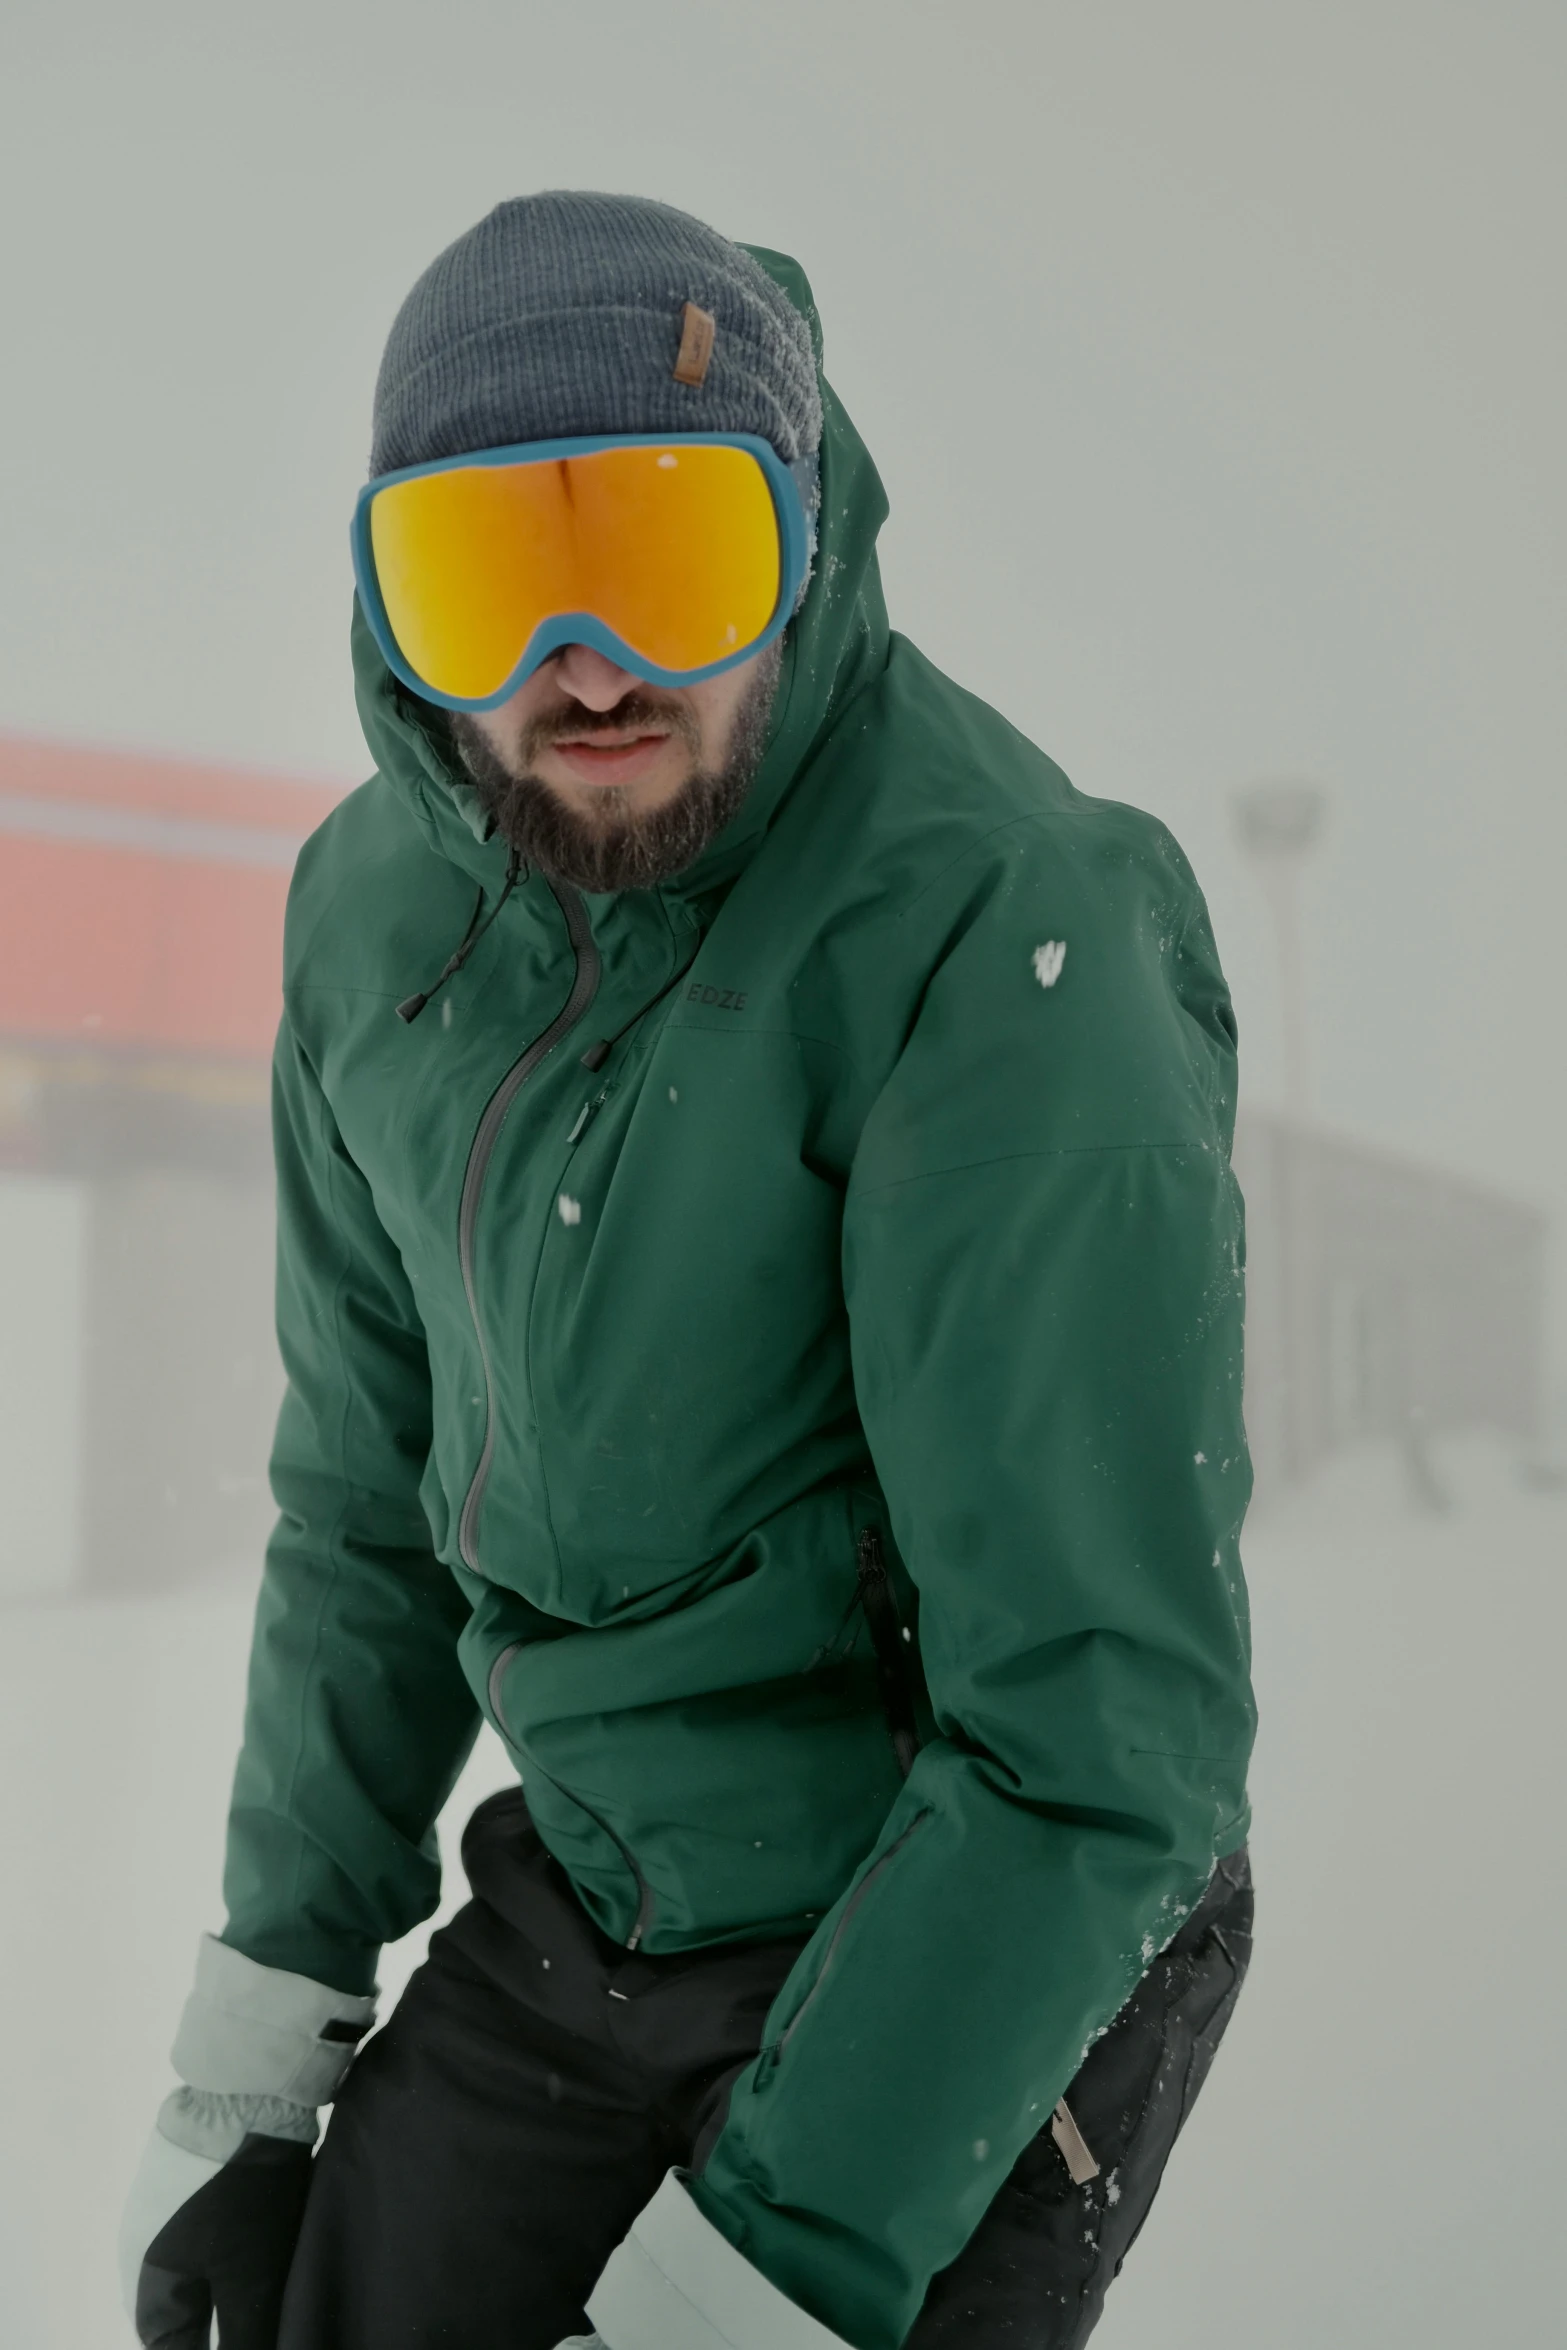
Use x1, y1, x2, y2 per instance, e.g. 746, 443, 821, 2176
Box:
2, 1435, 1562, 2348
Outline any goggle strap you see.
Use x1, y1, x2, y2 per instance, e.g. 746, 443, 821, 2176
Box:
789, 455, 819, 568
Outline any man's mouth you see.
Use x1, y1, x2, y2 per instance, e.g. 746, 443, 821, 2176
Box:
545, 728, 675, 787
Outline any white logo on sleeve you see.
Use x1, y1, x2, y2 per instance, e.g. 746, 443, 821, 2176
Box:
1032, 940, 1067, 988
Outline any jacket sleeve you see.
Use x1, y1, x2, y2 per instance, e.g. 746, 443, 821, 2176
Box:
692, 811, 1257, 2349
219, 1011, 479, 1997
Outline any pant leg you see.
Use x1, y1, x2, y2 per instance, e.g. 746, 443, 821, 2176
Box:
278, 1935, 674, 2350
907, 1846, 1254, 2350
278, 1789, 806, 2350
281, 1793, 1251, 2350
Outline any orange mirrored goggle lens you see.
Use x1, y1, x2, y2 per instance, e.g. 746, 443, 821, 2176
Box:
368, 441, 782, 702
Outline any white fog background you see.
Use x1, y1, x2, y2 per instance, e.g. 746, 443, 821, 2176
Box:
2, 4, 1563, 2344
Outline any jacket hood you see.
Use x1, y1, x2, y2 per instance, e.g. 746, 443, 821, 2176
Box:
351, 244, 891, 905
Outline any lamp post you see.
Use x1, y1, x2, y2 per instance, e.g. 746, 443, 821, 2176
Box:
1231, 778, 1328, 1118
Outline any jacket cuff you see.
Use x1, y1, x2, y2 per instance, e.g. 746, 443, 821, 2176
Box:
587, 2174, 852, 2350
169, 1933, 378, 2104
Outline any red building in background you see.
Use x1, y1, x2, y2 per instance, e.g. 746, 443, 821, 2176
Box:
0, 734, 344, 1594
0, 731, 342, 1165
0, 733, 1549, 1599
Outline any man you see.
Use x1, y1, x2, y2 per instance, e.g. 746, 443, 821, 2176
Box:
119, 191, 1256, 2350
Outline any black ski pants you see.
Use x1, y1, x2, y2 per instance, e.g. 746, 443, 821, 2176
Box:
279, 1791, 1252, 2350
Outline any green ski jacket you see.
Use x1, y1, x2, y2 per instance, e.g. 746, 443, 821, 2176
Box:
222, 248, 1255, 2349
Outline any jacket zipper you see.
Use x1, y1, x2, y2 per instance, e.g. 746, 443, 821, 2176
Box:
456, 878, 600, 1573
768, 1808, 931, 2064
486, 1640, 655, 1951
856, 1528, 922, 1779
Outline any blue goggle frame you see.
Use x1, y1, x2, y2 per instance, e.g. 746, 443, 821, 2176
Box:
350, 430, 816, 713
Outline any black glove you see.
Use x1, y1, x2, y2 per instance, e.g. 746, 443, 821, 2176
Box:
128, 2124, 313, 2349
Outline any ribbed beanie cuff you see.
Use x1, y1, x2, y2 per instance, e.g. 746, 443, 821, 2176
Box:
370, 191, 822, 479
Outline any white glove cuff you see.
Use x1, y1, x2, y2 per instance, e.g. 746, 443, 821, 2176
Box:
587, 2174, 852, 2350
170, 1933, 377, 2105
157, 2086, 319, 2163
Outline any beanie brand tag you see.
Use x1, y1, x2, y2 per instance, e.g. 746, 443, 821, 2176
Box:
673, 302, 716, 387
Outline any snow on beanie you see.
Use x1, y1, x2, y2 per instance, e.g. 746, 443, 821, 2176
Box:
369, 191, 823, 480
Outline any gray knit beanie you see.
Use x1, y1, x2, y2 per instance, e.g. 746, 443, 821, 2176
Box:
369, 192, 822, 480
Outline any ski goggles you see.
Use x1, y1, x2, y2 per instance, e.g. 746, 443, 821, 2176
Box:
350, 430, 815, 712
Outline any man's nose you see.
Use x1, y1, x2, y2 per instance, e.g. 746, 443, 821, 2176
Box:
552, 642, 648, 709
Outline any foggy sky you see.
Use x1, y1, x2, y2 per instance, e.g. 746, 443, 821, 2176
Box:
2, 0, 1563, 1375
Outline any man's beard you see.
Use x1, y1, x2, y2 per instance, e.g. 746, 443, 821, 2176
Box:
446, 640, 783, 893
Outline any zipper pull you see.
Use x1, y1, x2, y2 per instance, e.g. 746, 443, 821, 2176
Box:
1050, 2098, 1101, 2185
566, 1091, 608, 1146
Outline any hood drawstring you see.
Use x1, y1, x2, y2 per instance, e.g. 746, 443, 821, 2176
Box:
577, 930, 704, 1072
396, 848, 524, 1024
